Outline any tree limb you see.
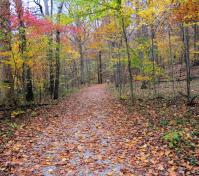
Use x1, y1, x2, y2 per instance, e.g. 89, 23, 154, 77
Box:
33, 0, 44, 16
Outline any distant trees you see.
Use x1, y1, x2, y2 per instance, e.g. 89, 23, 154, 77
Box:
70, 0, 198, 103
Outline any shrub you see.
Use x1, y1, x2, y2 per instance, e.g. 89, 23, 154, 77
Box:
163, 131, 181, 148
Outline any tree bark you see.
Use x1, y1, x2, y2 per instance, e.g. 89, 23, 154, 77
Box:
116, 0, 133, 103
53, 2, 64, 99
182, 24, 191, 102
168, 27, 175, 97
98, 51, 103, 84
79, 42, 85, 84
121, 17, 134, 103
43, 0, 54, 98
193, 24, 198, 63
48, 35, 54, 98
151, 26, 156, 96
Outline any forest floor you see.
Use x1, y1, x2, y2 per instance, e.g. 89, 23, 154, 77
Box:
0, 84, 198, 176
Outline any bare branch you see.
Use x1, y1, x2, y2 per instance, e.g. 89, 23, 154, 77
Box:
33, 0, 44, 16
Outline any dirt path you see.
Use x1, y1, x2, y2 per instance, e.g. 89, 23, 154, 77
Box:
2, 85, 136, 175
1, 85, 197, 175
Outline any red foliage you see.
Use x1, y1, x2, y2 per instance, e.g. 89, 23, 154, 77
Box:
10, 2, 80, 37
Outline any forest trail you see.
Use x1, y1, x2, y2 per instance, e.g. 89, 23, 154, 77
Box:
1, 85, 197, 176
2, 85, 139, 175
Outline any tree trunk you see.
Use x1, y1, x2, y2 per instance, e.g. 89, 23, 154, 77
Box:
43, 0, 49, 16
47, 35, 54, 98
151, 26, 156, 96
54, 31, 61, 100
98, 51, 103, 84
0, 0, 14, 108
121, 17, 134, 103
25, 66, 34, 101
168, 27, 175, 97
15, 0, 34, 102
116, 0, 133, 103
183, 24, 191, 102
79, 42, 85, 84
53, 2, 63, 100
193, 24, 198, 63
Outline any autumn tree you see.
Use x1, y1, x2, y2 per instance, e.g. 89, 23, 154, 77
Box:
0, 0, 14, 108
14, 0, 34, 102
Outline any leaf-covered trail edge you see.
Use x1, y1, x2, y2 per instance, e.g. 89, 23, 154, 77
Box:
0, 84, 198, 176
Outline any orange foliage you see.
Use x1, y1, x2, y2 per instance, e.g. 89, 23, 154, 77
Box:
172, 0, 199, 23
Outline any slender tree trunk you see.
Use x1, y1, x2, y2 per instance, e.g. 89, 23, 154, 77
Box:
168, 27, 175, 97
54, 30, 61, 99
48, 35, 54, 98
116, 0, 133, 102
72, 61, 77, 87
79, 42, 85, 84
44, 0, 54, 98
193, 24, 198, 63
74, 61, 79, 88
151, 26, 156, 96
15, 0, 34, 102
53, 2, 63, 99
183, 24, 191, 102
118, 38, 123, 97
26, 66, 34, 101
43, 0, 49, 16
117, 50, 122, 97
98, 51, 103, 84
97, 53, 100, 84
121, 17, 134, 103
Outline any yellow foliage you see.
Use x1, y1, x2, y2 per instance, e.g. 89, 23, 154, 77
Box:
0, 51, 11, 58
134, 75, 152, 81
